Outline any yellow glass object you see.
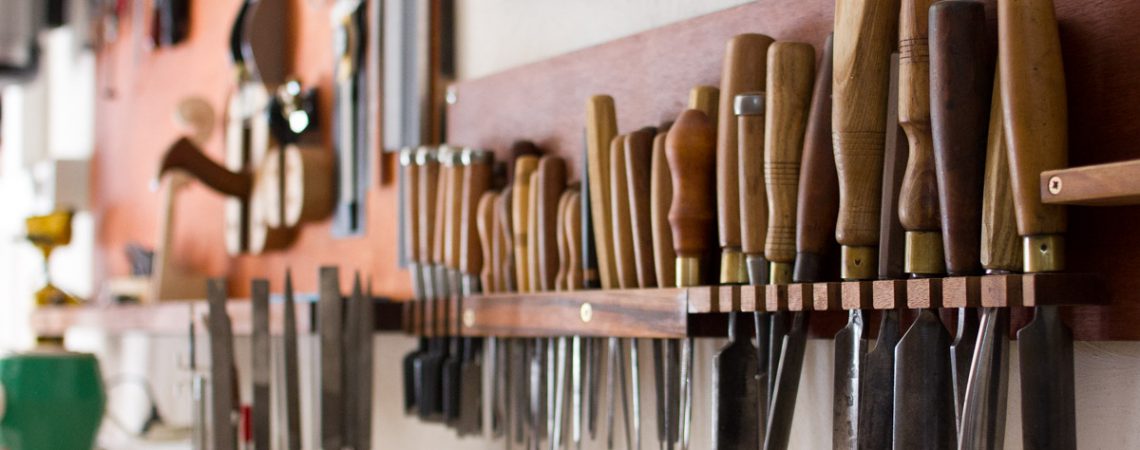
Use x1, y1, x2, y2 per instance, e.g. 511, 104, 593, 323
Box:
25, 210, 80, 306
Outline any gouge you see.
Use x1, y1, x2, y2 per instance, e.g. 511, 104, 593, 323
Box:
458, 149, 492, 436
833, 0, 900, 447
928, 0, 991, 431
760, 40, 816, 450
651, 125, 682, 450
1000, 0, 1075, 446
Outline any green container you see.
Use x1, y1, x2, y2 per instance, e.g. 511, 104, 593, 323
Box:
0, 352, 105, 450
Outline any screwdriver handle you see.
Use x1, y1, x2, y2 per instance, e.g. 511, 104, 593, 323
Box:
764, 42, 816, 271
794, 35, 839, 283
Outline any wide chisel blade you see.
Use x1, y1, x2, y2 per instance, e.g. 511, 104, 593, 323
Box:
856, 309, 899, 450
319, 267, 344, 449
712, 313, 760, 450
833, 310, 865, 450
893, 309, 956, 449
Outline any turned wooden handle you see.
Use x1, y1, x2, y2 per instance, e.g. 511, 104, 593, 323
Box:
667, 109, 718, 258
443, 149, 467, 271
512, 156, 539, 292
981, 73, 1023, 273
765, 42, 816, 266
795, 35, 839, 282
497, 188, 516, 292
718, 34, 774, 252
833, 0, 900, 248
401, 149, 421, 265
651, 126, 677, 288
536, 156, 567, 292
897, 0, 941, 236
999, 0, 1068, 238
586, 95, 619, 289
460, 151, 492, 277
930, 0, 991, 276
565, 192, 584, 291
555, 190, 573, 291
738, 92, 768, 258
477, 191, 498, 292
688, 86, 720, 127
626, 127, 658, 288
609, 135, 637, 289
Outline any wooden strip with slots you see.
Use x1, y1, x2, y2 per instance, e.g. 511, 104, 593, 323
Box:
460, 288, 688, 338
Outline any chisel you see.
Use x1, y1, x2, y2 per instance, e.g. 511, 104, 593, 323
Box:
606, 135, 636, 450
832, 0, 900, 447
649, 123, 678, 450
477, 190, 502, 437
459, 148, 493, 436
999, 0, 1075, 446
928, 0, 991, 432
442, 146, 468, 427
526, 160, 549, 448
207, 279, 237, 450
282, 271, 301, 450
552, 188, 577, 449
251, 279, 270, 450
536, 155, 567, 449
401, 147, 426, 415
564, 192, 586, 450
958, 69, 1020, 450
760, 40, 816, 450
416, 147, 447, 421
893, 0, 957, 445
579, 142, 603, 444
318, 266, 344, 449
624, 127, 661, 450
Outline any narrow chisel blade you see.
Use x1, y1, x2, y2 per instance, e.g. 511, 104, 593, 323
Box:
856, 309, 900, 450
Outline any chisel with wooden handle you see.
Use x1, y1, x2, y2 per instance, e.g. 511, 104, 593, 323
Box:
624, 127, 658, 450
442, 146, 467, 427
928, 0, 991, 432
458, 148, 492, 436
514, 156, 540, 295
959, 67, 1019, 450
477, 189, 504, 438
650, 124, 681, 450
417, 146, 447, 421
401, 148, 425, 415
832, 0, 899, 447
536, 156, 566, 449
564, 191, 586, 450
1000, 0, 1074, 447
586, 96, 619, 289
760, 40, 815, 450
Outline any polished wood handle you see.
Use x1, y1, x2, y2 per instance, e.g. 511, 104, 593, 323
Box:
651, 126, 677, 289
610, 135, 637, 289
981, 73, 1022, 274
460, 151, 493, 277
765, 41, 816, 266
878, 52, 909, 281
477, 191, 498, 291
626, 126, 658, 288
718, 34, 774, 252
429, 149, 447, 267
795, 35, 839, 283
443, 148, 467, 271
586, 95, 619, 288
667, 109, 718, 259
738, 92, 768, 259
833, 0, 900, 275
512, 156, 539, 292
897, 0, 941, 239
496, 188, 516, 292
929, 0, 990, 276
400, 149, 421, 264
565, 192, 584, 291
999, 0, 1068, 242
688, 86, 720, 125
536, 156, 568, 292
556, 190, 573, 291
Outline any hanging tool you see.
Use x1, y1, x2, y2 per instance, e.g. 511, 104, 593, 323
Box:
832, 0, 900, 447
330, 0, 368, 236
928, 0, 991, 432
759, 40, 816, 450
401, 148, 426, 415
442, 146, 468, 428
625, 127, 658, 450
416, 147, 447, 422
358, 278, 375, 449
958, 69, 1020, 450
459, 148, 493, 436
477, 189, 501, 438
649, 123, 678, 450
563, 191, 586, 450
318, 267, 345, 449
537, 156, 568, 449
251, 279, 270, 450
999, 0, 1075, 446
280, 271, 302, 450
342, 273, 363, 447
207, 279, 237, 450
579, 133, 603, 444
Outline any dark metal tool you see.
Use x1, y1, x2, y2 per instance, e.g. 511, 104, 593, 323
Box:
343, 274, 361, 447
251, 279, 270, 450
442, 146, 468, 428
207, 279, 237, 450
331, 0, 368, 236
400, 148, 426, 415
416, 147, 449, 422
458, 148, 493, 436
319, 267, 345, 449
282, 271, 302, 450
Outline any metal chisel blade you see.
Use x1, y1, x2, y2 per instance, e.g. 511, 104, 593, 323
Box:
712, 312, 760, 450
951, 307, 980, 423
893, 309, 956, 449
958, 307, 1009, 450
856, 309, 900, 450
764, 311, 810, 450
207, 279, 237, 450
251, 279, 271, 450
1017, 305, 1075, 450
282, 272, 302, 450
833, 310, 865, 450
319, 267, 345, 450
343, 274, 362, 447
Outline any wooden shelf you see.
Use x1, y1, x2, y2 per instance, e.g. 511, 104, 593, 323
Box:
1042, 159, 1140, 206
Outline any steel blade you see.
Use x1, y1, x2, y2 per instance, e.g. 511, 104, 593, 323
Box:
958, 307, 1009, 450
857, 309, 900, 450
951, 307, 980, 425
833, 309, 865, 450
207, 279, 236, 450
893, 309, 956, 449
1017, 305, 1075, 450
764, 311, 811, 450
251, 279, 271, 450
712, 312, 760, 450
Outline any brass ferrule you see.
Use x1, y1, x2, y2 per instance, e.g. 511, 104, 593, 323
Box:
1023, 235, 1065, 272
676, 256, 702, 287
841, 245, 877, 281
904, 231, 946, 276
719, 248, 747, 284
769, 261, 793, 285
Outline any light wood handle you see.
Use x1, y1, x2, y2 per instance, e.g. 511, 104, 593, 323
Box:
610, 135, 637, 289
651, 126, 677, 289
897, 0, 941, 236
833, 0, 900, 255
527, 172, 540, 292
565, 192, 584, 291
929, 0, 990, 276
401, 149, 421, 264
513, 156, 539, 292
444, 149, 466, 271
497, 188, 516, 292
981, 72, 1022, 273
667, 109, 718, 258
556, 191, 573, 291
460, 151, 492, 277
536, 156, 568, 292
764, 42, 816, 266
795, 35, 839, 283
586, 95, 619, 289
688, 86, 720, 127
738, 92, 768, 258
626, 127, 658, 288
477, 191, 498, 292
999, 0, 1068, 239
718, 34, 774, 252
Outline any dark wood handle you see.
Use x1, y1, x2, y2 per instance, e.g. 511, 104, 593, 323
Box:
651, 127, 677, 288
477, 191, 498, 291
429, 150, 447, 266
833, 0, 900, 253
586, 95, 619, 289
460, 151, 492, 276
981, 74, 1022, 273
512, 156, 539, 292
764, 41, 816, 266
400, 149, 420, 264
738, 92, 768, 259
609, 135, 637, 289
159, 137, 252, 199
565, 192, 584, 291
443, 149, 466, 271
718, 34, 774, 252
536, 156, 567, 292
626, 127, 658, 288
929, 0, 991, 276
999, 0, 1068, 240
795, 35, 839, 283
897, 0, 941, 237
667, 109, 718, 258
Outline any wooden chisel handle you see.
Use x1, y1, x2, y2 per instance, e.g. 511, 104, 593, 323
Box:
667, 109, 718, 286
833, 0, 900, 280
527, 171, 540, 292
688, 86, 720, 125
536, 156, 567, 292
401, 148, 421, 266
999, 0, 1068, 272
929, 0, 991, 276
651, 126, 677, 289
980, 74, 1022, 274
738, 92, 768, 269
794, 35, 839, 284
497, 188, 516, 292
429, 149, 447, 270
477, 191, 498, 292
513, 156, 539, 292
556, 191, 573, 291
610, 135, 637, 289
444, 147, 467, 273
565, 192, 584, 291
586, 96, 619, 289
460, 150, 493, 280
626, 127, 658, 288
718, 34, 775, 263
764, 42, 816, 284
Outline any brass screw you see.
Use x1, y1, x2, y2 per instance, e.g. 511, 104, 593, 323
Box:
1048, 176, 1063, 195
462, 308, 475, 328
579, 303, 593, 323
